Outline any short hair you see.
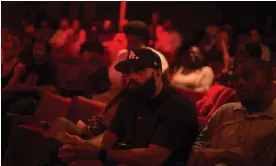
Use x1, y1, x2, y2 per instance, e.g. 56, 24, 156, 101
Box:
123, 20, 150, 45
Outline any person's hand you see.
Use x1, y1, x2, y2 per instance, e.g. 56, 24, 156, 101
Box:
58, 132, 100, 163
187, 148, 225, 166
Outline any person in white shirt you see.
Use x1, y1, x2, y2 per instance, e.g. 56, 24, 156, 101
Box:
171, 46, 214, 93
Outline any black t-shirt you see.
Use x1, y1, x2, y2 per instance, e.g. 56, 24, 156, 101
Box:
108, 87, 199, 165
23, 61, 57, 86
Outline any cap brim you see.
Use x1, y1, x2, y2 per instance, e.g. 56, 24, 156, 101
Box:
114, 60, 146, 73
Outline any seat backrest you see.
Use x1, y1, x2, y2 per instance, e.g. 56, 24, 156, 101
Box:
34, 92, 72, 121
196, 83, 237, 118
67, 96, 106, 123
174, 87, 205, 104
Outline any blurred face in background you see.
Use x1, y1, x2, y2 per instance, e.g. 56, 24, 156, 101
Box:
163, 19, 172, 31
60, 19, 69, 29
206, 25, 218, 37
219, 31, 229, 44
103, 20, 112, 30
72, 20, 80, 31
152, 12, 160, 24
249, 29, 261, 42
32, 42, 47, 62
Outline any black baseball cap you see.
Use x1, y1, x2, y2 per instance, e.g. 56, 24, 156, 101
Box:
123, 20, 150, 45
115, 48, 162, 73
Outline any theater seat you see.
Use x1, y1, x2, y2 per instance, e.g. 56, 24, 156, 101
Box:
174, 87, 205, 104
8, 92, 72, 133
196, 83, 237, 129
66, 96, 106, 124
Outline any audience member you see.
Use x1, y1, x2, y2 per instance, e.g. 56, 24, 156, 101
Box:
21, 40, 57, 91
249, 28, 271, 62
109, 20, 169, 95
198, 23, 219, 54
36, 19, 55, 42
64, 20, 86, 58
188, 58, 275, 166
85, 24, 105, 56
40, 48, 198, 166
203, 25, 236, 73
155, 19, 182, 64
2, 39, 25, 89
49, 18, 70, 56
171, 46, 214, 93
149, 12, 163, 46
98, 19, 116, 42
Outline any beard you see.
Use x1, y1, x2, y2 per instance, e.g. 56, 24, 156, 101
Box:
127, 76, 157, 104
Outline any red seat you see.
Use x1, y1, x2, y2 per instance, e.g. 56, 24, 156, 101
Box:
66, 96, 106, 124
196, 83, 237, 128
9, 92, 72, 133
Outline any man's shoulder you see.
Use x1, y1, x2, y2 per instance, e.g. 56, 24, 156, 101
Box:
161, 87, 197, 119
216, 102, 243, 115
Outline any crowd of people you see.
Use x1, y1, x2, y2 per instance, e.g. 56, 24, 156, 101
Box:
1, 11, 276, 166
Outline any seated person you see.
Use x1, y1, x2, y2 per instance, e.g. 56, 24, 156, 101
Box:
188, 58, 276, 166
171, 46, 214, 93
20, 40, 57, 91
2, 38, 25, 89
38, 48, 198, 166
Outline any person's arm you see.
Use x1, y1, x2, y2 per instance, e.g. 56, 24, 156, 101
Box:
192, 104, 227, 153
49, 30, 59, 45
77, 30, 86, 46
221, 41, 231, 70
171, 68, 199, 87
105, 144, 170, 165
4, 63, 25, 89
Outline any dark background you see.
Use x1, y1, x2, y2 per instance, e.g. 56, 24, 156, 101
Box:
2, 1, 276, 40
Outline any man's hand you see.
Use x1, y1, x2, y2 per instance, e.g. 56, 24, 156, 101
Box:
187, 148, 225, 166
58, 132, 100, 163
